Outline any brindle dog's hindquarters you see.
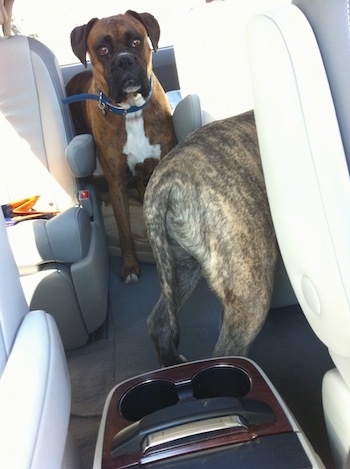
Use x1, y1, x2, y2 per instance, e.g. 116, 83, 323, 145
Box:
143, 111, 278, 367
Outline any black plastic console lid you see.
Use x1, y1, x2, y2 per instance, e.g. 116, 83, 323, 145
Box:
111, 397, 275, 458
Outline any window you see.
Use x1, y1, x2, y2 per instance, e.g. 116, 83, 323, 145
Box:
12, 0, 203, 64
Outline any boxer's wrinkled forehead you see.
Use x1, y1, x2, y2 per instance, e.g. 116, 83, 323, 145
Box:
70, 11, 160, 67
88, 15, 149, 56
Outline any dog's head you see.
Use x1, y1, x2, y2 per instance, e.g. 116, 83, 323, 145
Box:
70, 11, 160, 103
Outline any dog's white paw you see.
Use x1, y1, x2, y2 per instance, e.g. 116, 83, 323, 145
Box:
125, 273, 139, 284
179, 354, 188, 363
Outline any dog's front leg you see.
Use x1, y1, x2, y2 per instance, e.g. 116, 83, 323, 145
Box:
108, 169, 140, 283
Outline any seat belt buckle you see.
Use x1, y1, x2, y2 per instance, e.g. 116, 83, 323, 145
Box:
78, 190, 93, 217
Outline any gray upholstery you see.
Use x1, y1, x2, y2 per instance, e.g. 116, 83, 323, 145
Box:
0, 209, 83, 469
0, 35, 109, 350
293, 0, 350, 168
8, 207, 91, 268
172, 93, 202, 142
66, 134, 97, 178
248, 2, 350, 466
0, 215, 29, 379
291, 2, 350, 463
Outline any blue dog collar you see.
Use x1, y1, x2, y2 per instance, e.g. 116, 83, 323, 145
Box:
62, 76, 153, 115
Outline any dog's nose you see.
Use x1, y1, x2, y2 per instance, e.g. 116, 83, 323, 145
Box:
114, 52, 138, 71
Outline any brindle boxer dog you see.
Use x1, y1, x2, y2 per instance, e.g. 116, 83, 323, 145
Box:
143, 111, 278, 367
66, 11, 176, 283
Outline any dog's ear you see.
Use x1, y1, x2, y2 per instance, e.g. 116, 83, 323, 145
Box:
70, 18, 99, 67
125, 10, 160, 52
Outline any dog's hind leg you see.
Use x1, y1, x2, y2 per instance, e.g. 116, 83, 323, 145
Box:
144, 170, 203, 366
147, 239, 202, 367
214, 297, 267, 357
206, 260, 275, 358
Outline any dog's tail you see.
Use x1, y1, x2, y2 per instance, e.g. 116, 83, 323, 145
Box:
144, 168, 195, 365
144, 169, 178, 312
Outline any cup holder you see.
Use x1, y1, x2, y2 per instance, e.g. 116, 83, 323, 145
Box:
119, 380, 179, 422
192, 366, 251, 399
119, 366, 251, 422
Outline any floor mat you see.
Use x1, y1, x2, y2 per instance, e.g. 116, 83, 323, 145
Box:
67, 317, 116, 469
249, 305, 335, 468
109, 256, 222, 382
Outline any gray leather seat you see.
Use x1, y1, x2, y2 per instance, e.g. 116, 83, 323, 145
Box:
0, 34, 109, 350
0, 208, 83, 469
248, 1, 350, 466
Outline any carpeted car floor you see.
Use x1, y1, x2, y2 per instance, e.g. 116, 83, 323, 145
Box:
67, 256, 335, 469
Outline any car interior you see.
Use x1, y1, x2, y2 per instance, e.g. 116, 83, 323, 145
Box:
0, 0, 349, 468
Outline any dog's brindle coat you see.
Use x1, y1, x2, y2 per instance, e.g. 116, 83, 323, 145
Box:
144, 111, 278, 367
66, 11, 176, 283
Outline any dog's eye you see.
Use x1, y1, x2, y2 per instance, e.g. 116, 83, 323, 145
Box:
132, 38, 141, 48
98, 46, 109, 56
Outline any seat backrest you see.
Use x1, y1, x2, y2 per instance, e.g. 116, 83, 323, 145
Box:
248, 0, 350, 389
173, 0, 291, 125
0, 194, 28, 377
247, 2, 350, 465
0, 35, 77, 212
0, 208, 81, 469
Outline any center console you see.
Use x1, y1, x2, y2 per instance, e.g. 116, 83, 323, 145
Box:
93, 357, 324, 468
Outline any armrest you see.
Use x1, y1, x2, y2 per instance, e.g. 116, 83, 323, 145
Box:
66, 134, 96, 178
172, 94, 202, 142
7, 207, 92, 268
42, 206, 92, 263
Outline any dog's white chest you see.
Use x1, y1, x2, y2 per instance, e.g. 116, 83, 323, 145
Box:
123, 112, 161, 173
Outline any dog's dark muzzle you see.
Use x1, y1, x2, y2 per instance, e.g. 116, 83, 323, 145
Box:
108, 52, 151, 103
